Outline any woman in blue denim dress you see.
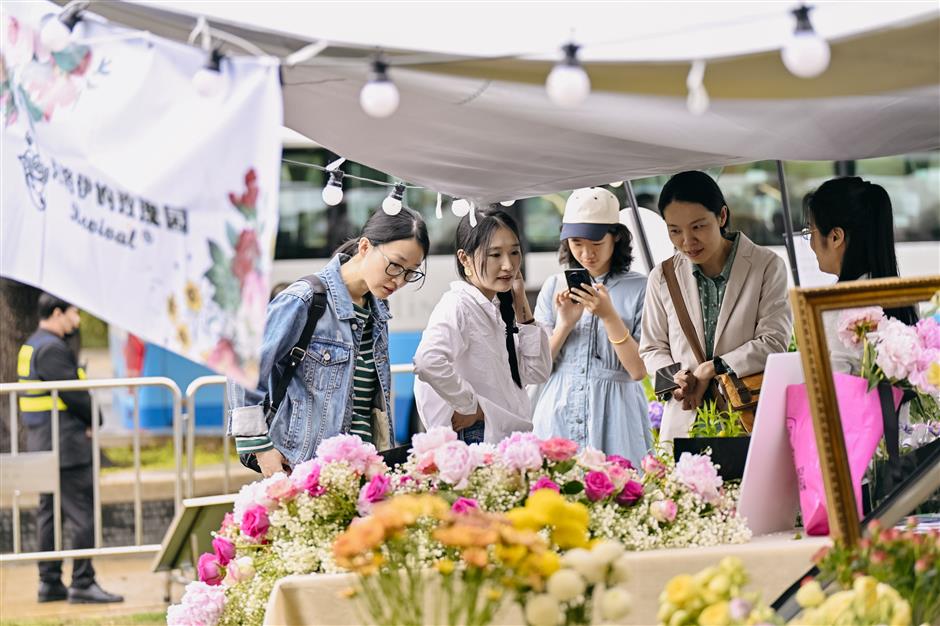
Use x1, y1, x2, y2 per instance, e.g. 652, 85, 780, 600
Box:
532, 188, 651, 465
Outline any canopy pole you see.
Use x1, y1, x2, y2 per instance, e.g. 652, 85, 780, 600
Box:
775, 160, 801, 287
624, 181, 655, 273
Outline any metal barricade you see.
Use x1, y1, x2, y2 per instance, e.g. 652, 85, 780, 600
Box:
0, 377, 182, 564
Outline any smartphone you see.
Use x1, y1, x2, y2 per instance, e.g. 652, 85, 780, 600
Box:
564, 268, 593, 293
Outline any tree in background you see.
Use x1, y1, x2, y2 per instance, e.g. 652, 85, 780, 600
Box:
0, 278, 40, 452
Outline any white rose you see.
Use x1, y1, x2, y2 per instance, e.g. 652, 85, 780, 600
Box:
525, 594, 561, 626
562, 548, 606, 584
600, 587, 632, 621
591, 540, 625, 565
609, 553, 631, 585
546, 569, 585, 602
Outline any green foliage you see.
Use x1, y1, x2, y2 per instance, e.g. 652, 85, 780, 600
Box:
204, 241, 240, 312
0, 612, 166, 626
79, 311, 108, 349
641, 375, 656, 402
689, 400, 746, 438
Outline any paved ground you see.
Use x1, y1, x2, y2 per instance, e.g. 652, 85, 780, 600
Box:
0, 554, 175, 622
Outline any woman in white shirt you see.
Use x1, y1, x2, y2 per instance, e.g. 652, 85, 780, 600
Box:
414, 207, 552, 444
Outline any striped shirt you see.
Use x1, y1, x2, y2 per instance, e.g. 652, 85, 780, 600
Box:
349, 303, 376, 444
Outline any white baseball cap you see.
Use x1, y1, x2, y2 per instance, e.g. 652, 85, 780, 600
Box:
560, 187, 620, 241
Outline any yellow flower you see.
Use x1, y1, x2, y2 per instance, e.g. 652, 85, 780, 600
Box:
176, 325, 191, 351
528, 550, 561, 577
167, 294, 178, 322
552, 522, 588, 549
185, 280, 202, 312
795, 580, 826, 609
495, 543, 527, 567
699, 601, 730, 626
927, 361, 940, 388
664, 574, 698, 608
485, 588, 503, 602
435, 558, 455, 575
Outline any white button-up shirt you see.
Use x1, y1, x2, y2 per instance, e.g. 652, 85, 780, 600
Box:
413, 280, 552, 444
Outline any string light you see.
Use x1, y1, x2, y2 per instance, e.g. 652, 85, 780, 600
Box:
782, 4, 830, 78
546, 42, 590, 108
685, 60, 709, 115
322, 170, 344, 206
360, 56, 400, 118
193, 48, 225, 97
40, 2, 86, 52
382, 182, 406, 215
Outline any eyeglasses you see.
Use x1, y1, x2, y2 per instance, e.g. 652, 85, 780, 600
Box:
376, 247, 425, 283
798, 227, 818, 241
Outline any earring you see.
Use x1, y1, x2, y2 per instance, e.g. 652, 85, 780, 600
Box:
464, 266, 473, 278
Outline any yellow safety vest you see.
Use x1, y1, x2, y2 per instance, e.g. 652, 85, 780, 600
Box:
16, 338, 81, 413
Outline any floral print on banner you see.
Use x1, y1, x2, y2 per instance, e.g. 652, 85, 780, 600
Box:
1, 16, 109, 127
164, 168, 267, 384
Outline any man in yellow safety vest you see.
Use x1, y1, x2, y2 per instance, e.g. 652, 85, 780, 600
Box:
18, 293, 122, 604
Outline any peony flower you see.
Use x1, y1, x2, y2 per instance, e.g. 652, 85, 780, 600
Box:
411, 426, 458, 456
530, 476, 561, 493
871, 318, 922, 381
166, 581, 226, 626
211, 536, 235, 566
265, 473, 299, 503
641, 454, 667, 479
451, 497, 479, 515
650, 499, 678, 523
674, 453, 723, 504
468, 442, 497, 466
584, 471, 616, 501
498, 432, 543, 472
197, 552, 224, 586
525, 593, 561, 626
916, 317, 940, 350
546, 568, 585, 602
222, 555, 255, 586
538, 437, 578, 462
600, 587, 632, 621
616, 480, 644, 506
357, 474, 391, 516
415, 452, 438, 474
576, 446, 608, 471
316, 434, 383, 476
240, 505, 270, 539
837, 306, 884, 348
434, 440, 475, 488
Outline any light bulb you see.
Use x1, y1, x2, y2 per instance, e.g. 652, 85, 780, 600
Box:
193, 49, 224, 97
451, 199, 471, 217
40, 15, 73, 52
360, 58, 399, 118
782, 5, 830, 78
546, 42, 590, 108
322, 171, 344, 206
609, 181, 623, 188
382, 182, 406, 215
687, 85, 709, 116
500, 200, 514, 207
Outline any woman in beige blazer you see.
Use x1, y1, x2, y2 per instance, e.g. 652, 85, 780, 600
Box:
640, 171, 792, 440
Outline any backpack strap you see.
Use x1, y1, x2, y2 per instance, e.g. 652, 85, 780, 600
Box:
662, 257, 707, 365
264, 275, 327, 422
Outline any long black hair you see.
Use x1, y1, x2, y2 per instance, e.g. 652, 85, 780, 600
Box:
658, 170, 731, 234
334, 206, 430, 281
806, 177, 916, 325
559, 224, 634, 274
455, 207, 523, 388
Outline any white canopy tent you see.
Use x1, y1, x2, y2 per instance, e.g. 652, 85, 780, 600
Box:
61, 1, 940, 202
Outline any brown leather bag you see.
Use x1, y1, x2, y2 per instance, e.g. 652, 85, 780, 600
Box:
662, 257, 761, 433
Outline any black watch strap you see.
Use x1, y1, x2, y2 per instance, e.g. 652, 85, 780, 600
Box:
713, 357, 728, 375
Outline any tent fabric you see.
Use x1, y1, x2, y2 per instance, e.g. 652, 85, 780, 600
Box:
66, 2, 940, 201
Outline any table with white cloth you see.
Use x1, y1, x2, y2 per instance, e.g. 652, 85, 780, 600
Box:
263, 532, 830, 625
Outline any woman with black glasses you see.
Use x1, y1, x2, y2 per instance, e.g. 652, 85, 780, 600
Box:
229, 207, 429, 476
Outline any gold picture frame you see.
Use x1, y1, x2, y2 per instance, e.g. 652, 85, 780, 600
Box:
790, 274, 940, 545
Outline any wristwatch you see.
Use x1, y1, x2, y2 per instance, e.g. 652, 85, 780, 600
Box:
712, 357, 728, 375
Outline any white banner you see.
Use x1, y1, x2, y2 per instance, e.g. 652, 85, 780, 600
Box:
1, 2, 282, 388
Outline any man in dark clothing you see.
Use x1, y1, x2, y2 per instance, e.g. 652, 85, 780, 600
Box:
18, 294, 123, 604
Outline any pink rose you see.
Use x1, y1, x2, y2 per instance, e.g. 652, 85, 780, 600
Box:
316, 434, 383, 475
357, 474, 392, 515
584, 471, 616, 502
241, 505, 270, 539
212, 536, 235, 566
220, 512, 235, 532
411, 427, 458, 456
650, 499, 678, 523
606, 464, 631, 490
530, 476, 561, 493
197, 552, 224, 586
606, 454, 634, 470
615, 480, 644, 506
498, 432, 543, 472
434, 440, 475, 488
577, 447, 608, 472
641, 454, 667, 479
306, 466, 325, 497
837, 307, 885, 348
539, 437, 578, 462
451, 497, 479, 514
265, 474, 299, 503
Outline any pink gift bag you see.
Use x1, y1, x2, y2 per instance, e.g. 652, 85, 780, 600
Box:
785, 373, 902, 536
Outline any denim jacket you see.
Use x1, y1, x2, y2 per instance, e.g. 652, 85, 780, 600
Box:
228, 254, 394, 465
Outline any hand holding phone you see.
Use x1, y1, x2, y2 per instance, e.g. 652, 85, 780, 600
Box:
564, 268, 593, 293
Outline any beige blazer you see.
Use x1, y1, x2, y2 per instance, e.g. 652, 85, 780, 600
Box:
639, 234, 793, 440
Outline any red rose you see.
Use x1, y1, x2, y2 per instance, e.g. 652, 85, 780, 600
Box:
232, 229, 260, 283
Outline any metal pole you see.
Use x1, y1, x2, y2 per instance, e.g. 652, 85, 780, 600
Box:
91, 392, 102, 548
186, 392, 196, 499
624, 180, 655, 273
222, 390, 230, 494
51, 391, 62, 552
10, 393, 20, 554
775, 160, 802, 287
133, 392, 142, 546
172, 389, 183, 512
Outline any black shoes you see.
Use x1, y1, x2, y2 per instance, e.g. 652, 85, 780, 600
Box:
37, 580, 68, 603
67, 582, 125, 604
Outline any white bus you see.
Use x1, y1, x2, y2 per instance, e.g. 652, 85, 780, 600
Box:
274, 134, 940, 431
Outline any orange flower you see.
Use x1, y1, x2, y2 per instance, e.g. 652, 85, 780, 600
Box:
461, 547, 489, 568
